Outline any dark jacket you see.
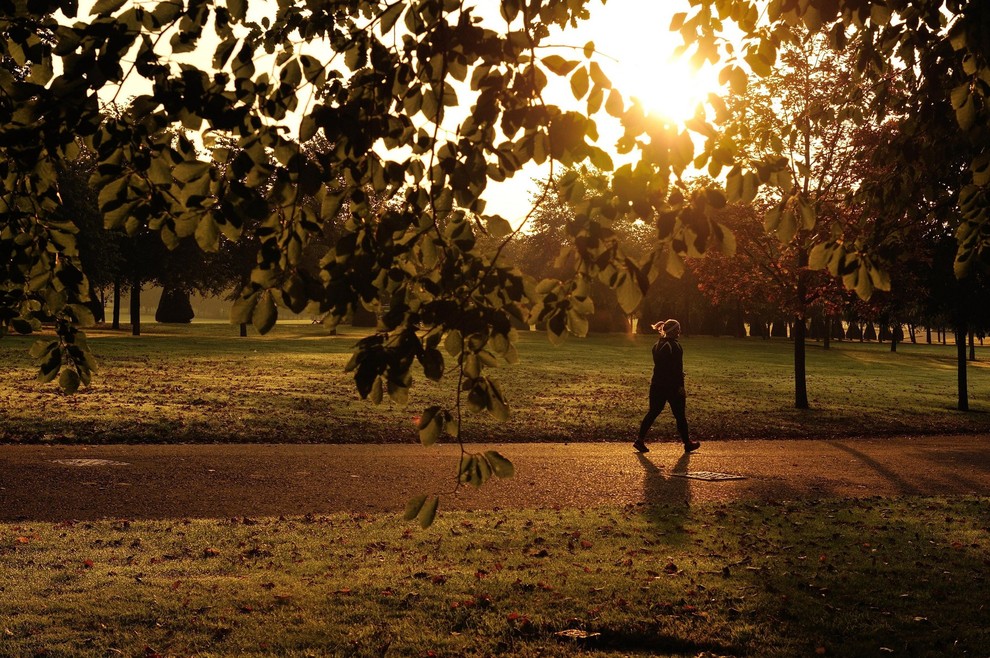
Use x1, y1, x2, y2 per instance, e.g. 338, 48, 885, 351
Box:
651, 338, 684, 390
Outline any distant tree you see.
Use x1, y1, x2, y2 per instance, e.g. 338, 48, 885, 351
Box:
690, 200, 794, 338
712, 32, 877, 407
54, 146, 125, 324
509, 167, 654, 334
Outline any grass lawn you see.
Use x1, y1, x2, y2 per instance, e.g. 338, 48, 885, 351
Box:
3, 325, 989, 656
2, 498, 987, 657
1, 323, 988, 444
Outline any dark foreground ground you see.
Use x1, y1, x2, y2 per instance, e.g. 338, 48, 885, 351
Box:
1, 435, 988, 521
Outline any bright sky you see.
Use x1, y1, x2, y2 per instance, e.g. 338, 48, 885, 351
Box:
483, 0, 722, 223
587, 0, 719, 127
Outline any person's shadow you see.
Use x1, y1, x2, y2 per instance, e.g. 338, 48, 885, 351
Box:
636, 449, 692, 514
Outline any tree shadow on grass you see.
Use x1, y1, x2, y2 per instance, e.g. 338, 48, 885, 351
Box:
722, 497, 990, 656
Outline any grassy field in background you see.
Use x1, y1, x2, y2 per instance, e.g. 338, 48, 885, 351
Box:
1, 322, 989, 444
3, 325, 989, 657
2, 498, 988, 657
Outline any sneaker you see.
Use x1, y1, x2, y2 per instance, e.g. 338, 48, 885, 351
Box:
633, 440, 649, 453
683, 440, 701, 453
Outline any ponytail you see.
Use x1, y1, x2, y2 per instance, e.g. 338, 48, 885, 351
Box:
652, 319, 681, 338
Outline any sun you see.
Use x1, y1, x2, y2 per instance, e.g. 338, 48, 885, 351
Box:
610, 52, 718, 123
588, 0, 721, 123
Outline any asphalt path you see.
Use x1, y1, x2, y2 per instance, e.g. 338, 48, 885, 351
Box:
1, 436, 989, 522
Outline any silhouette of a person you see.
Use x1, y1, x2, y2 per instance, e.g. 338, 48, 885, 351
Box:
634, 319, 701, 454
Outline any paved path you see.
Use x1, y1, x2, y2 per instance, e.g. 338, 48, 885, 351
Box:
1, 436, 989, 521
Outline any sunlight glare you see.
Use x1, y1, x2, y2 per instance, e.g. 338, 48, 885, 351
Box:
590, 1, 720, 123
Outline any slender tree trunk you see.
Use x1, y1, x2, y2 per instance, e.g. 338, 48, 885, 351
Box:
957, 326, 969, 411
926, 326, 932, 344
112, 278, 121, 330
823, 316, 831, 350
890, 325, 898, 353
794, 314, 809, 409
970, 330, 976, 362
239, 322, 248, 337
793, 267, 809, 409
96, 288, 106, 324
130, 279, 141, 337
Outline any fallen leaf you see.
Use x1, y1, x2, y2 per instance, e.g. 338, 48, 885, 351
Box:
554, 629, 601, 640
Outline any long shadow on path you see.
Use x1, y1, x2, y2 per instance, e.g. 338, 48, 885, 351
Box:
827, 441, 922, 496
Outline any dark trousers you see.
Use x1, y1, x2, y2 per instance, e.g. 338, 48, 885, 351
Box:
638, 387, 689, 444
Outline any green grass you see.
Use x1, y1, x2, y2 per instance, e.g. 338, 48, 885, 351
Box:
1, 498, 987, 657
2, 323, 989, 443
3, 325, 989, 656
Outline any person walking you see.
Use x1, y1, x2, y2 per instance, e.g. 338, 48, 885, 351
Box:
634, 318, 701, 454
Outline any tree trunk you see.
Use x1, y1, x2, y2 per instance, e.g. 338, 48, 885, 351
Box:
88, 287, 105, 324
130, 279, 141, 336
970, 330, 977, 362
112, 278, 121, 330
956, 326, 969, 411
926, 326, 932, 344
794, 314, 809, 409
240, 322, 248, 337
823, 316, 831, 350
890, 325, 898, 352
